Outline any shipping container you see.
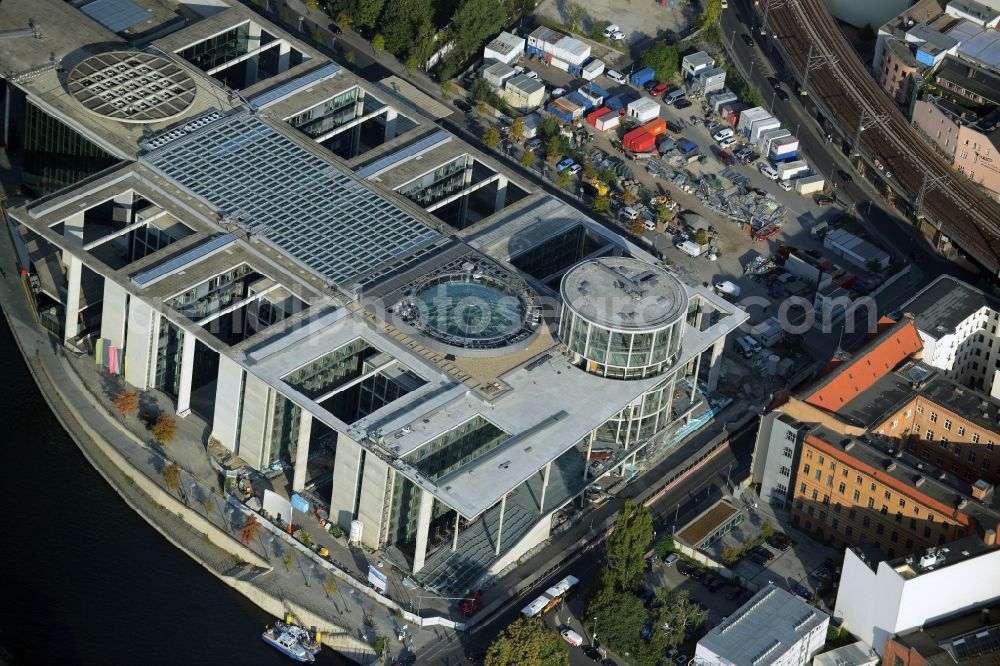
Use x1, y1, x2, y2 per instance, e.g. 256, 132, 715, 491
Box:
582, 58, 605, 80
626, 97, 660, 123
550, 56, 570, 72
709, 91, 737, 114
723, 102, 750, 126
586, 106, 611, 126
567, 91, 593, 111
757, 128, 790, 154
770, 150, 799, 163
642, 118, 667, 138
736, 106, 769, 134
546, 105, 574, 123
595, 111, 620, 131
551, 35, 590, 66
625, 130, 656, 152
771, 136, 800, 155
776, 160, 809, 180
748, 116, 780, 142
630, 67, 656, 87
794, 175, 825, 195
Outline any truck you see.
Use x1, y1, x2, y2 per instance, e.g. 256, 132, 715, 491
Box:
583, 176, 609, 196
630, 67, 655, 88
777, 160, 809, 180
676, 239, 702, 257
795, 175, 825, 195
714, 280, 741, 299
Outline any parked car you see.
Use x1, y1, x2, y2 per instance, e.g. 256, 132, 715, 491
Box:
741, 33, 755, 46
775, 88, 789, 102
568, 163, 583, 175
454, 99, 472, 113
328, 22, 344, 35
701, 572, 717, 587
726, 586, 744, 600
666, 120, 684, 133
719, 136, 737, 149
714, 148, 737, 166
815, 194, 835, 206
706, 120, 721, 131
712, 128, 735, 142
525, 70, 539, 80
778, 179, 792, 191
603, 23, 620, 37
650, 81, 668, 97
805, 248, 822, 259
664, 553, 680, 566
611, 30, 626, 41
748, 552, 770, 566
677, 562, 693, 576
753, 546, 774, 562
766, 76, 780, 89
606, 69, 627, 84
743, 150, 761, 163
525, 138, 543, 152
758, 163, 779, 180
622, 206, 640, 220
674, 98, 692, 109
550, 87, 566, 99
561, 629, 584, 646
583, 646, 603, 661
556, 157, 575, 171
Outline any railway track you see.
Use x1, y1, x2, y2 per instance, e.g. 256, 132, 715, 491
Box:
764, 0, 1000, 273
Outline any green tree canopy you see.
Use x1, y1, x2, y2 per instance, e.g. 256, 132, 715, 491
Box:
744, 85, 764, 107
539, 115, 560, 140
604, 499, 654, 591
586, 580, 658, 666
698, 0, 722, 31
591, 196, 611, 213
482, 126, 501, 149
484, 616, 569, 666
378, 0, 433, 59
520, 150, 536, 168
556, 168, 573, 188
651, 589, 709, 649
640, 40, 680, 83
452, 0, 506, 55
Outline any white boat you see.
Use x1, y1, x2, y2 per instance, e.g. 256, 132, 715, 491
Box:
262, 624, 315, 663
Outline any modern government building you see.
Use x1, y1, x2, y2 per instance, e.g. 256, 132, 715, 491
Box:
0, 0, 747, 593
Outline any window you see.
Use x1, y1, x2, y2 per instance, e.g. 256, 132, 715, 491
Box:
928, 513, 935, 522
969, 452, 977, 463
826, 475, 833, 487
881, 505, 888, 515
917, 405, 924, 414
926, 429, 935, 441
804, 463, 811, 475
891, 531, 899, 543
856, 475, 863, 485
958, 426, 966, 436
899, 498, 906, 508
884, 490, 892, 500
823, 494, 830, 505
853, 489, 861, 501
832, 518, 839, 529
846, 526, 854, 536
848, 508, 856, 519
905, 539, 913, 549
808, 506, 815, 516
815, 470, 822, 481
944, 419, 952, 430
839, 482, 846, 493
988, 441, 995, 451
799, 482, 807, 493
910, 518, 917, 530
863, 516, 871, 527
818, 456, 825, 466
870, 483, 877, 491
776, 483, 788, 494
924, 526, 932, 538
930, 412, 938, 423
876, 523, 884, 535
941, 437, 950, 448
914, 424, 921, 434
782, 446, 793, 458
867, 498, 875, 509
785, 431, 796, 442
973, 433, 980, 443
984, 459, 991, 470
806, 450, 813, 459
842, 469, 848, 477
811, 489, 819, 500
895, 511, 902, 523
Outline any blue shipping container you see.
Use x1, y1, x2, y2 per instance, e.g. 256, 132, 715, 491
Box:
546, 105, 573, 122
580, 82, 609, 99
630, 67, 655, 87
770, 150, 799, 163
568, 91, 592, 111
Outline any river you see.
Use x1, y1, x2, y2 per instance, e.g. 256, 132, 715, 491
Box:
0, 318, 349, 665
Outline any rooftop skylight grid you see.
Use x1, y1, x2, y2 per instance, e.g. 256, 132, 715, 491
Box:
142, 113, 439, 285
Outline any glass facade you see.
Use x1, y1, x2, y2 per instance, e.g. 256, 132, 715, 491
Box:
178, 23, 251, 72
165, 264, 257, 320
511, 225, 605, 285
387, 475, 451, 548
22, 101, 118, 195
154, 318, 183, 397
287, 87, 361, 139
593, 370, 679, 448
405, 416, 509, 481
398, 157, 471, 208
558, 309, 684, 380
284, 339, 373, 400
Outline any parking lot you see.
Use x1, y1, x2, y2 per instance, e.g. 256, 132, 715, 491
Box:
535, 0, 692, 48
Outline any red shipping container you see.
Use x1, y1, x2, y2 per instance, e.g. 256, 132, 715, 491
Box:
586, 106, 610, 126
642, 118, 666, 138
624, 131, 655, 152
622, 126, 646, 146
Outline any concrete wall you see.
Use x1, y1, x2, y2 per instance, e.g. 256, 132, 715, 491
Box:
124, 298, 156, 389
237, 371, 273, 469
755, 413, 801, 507
488, 511, 553, 575
912, 100, 960, 162
212, 354, 244, 452
100, 280, 128, 348
330, 434, 363, 531
356, 451, 390, 550
834, 547, 901, 651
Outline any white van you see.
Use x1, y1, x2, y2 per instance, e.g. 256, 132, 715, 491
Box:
560, 629, 584, 646
606, 69, 627, 84
664, 89, 687, 105
622, 206, 640, 220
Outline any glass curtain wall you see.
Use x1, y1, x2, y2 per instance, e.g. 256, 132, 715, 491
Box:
287, 88, 360, 139
22, 101, 117, 195
178, 23, 251, 72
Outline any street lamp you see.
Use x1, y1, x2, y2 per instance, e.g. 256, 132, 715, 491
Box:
795, 122, 801, 138
731, 29, 736, 50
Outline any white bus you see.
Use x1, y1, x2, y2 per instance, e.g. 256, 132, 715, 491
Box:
520, 575, 580, 618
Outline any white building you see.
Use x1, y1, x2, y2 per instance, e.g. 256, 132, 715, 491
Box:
483, 31, 525, 65
695, 584, 829, 666
901, 275, 1000, 398
834, 538, 1000, 653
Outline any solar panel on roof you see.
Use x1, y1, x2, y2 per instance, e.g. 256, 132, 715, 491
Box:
81, 0, 153, 34
355, 130, 451, 179
248, 63, 343, 110
131, 234, 237, 288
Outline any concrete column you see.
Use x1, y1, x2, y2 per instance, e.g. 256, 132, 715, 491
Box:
175, 330, 197, 416
99, 279, 128, 349
383, 108, 398, 141
277, 41, 291, 73
494, 175, 508, 212
291, 409, 313, 492
539, 460, 552, 514
689, 351, 703, 403
63, 211, 84, 246
583, 436, 593, 481
458, 162, 474, 227
211, 354, 244, 453
412, 488, 434, 574
494, 493, 507, 556
63, 254, 82, 343
707, 337, 726, 392
245, 23, 263, 85
112, 191, 134, 225
452, 512, 460, 552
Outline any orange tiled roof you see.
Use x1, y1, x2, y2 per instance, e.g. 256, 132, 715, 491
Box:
803, 319, 923, 412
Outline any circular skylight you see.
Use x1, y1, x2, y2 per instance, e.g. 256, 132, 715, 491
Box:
67, 51, 196, 123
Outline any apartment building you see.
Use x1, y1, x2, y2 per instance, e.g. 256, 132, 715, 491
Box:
880, 599, 1000, 664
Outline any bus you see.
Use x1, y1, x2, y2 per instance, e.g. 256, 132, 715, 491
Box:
520, 575, 580, 618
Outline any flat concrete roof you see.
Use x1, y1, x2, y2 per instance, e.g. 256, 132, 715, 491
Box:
560, 256, 688, 331
902, 274, 999, 337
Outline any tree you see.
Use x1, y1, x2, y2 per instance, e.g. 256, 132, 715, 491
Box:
586, 582, 654, 665
113, 390, 139, 417
484, 616, 569, 666
604, 499, 653, 591
343, 50, 356, 68
567, 2, 586, 33
304, 0, 319, 10
471, 77, 492, 102
556, 168, 573, 188
697, 0, 722, 31
405, 54, 419, 74
694, 229, 709, 245
640, 40, 680, 83
722, 545, 742, 566
629, 218, 647, 235
336, 10, 354, 29
372, 33, 385, 59
162, 463, 182, 493
520, 150, 536, 168
653, 589, 709, 648
239, 514, 261, 545
482, 127, 501, 149
151, 414, 177, 445
297, 529, 314, 547
354, 0, 386, 30
591, 196, 611, 214
452, 0, 506, 55
760, 518, 775, 540
312, 27, 323, 44
510, 117, 524, 142
539, 115, 560, 140
282, 551, 294, 572
323, 574, 339, 598
744, 85, 764, 107
279, 7, 290, 23
621, 189, 636, 205
378, 0, 433, 59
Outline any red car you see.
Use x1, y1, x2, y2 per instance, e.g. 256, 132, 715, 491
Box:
650, 82, 668, 97
815, 195, 834, 206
